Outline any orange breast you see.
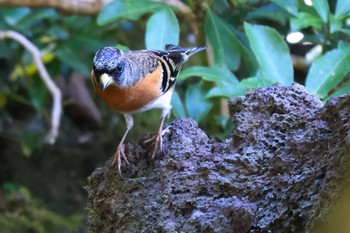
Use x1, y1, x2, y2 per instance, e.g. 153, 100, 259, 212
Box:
91, 66, 162, 113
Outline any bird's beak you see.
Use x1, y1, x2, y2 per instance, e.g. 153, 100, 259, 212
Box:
100, 73, 113, 91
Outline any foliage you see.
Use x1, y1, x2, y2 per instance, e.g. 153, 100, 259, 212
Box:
0, 183, 82, 233
280, 0, 350, 100
1, 0, 350, 231
1, 0, 349, 147
95, 0, 350, 138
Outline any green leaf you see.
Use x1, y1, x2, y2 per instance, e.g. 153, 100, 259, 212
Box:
244, 22, 293, 85
185, 82, 213, 122
305, 47, 350, 99
239, 75, 271, 91
55, 44, 90, 76
171, 91, 187, 118
178, 66, 238, 84
313, 0, 330, 22
179, 66, 242, 98
271, 0, 298, 16
97, 0, 165, 25
246, 3, 290, 25
205, 84, 244, 99
0, 7, 31, 26
330, 15, 342, 33
0, 43, 12, 59
336, 0, 350, 18
145, 8, 179, 50
204, 6, 240, 70
327, 78, 350, 100
338, 41, 350, 50
15, 9, 59, 30
339, 28, 350, 36
29, 77, 49, 113
290, 12, 323, 32
228, 26, 258, 75
19, 127, 45, 157
20, 9, 59, 24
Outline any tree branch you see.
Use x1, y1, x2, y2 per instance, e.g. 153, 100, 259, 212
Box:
0, 0, 110, 15
0, 30, 62, 144
0, 0, 200, 37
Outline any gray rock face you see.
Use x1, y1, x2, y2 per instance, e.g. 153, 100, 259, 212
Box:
86, 84, 350, 233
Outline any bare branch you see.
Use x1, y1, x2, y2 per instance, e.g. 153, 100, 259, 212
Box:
152, 0, 191, 13
0, 0, 111, 15
0, 30, 62, 144
0, 0, 200, 38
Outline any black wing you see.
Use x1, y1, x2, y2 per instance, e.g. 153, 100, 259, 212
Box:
149, 44, 206, 93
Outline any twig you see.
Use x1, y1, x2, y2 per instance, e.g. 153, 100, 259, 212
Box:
153, 0, 191, 13
0, 0, 111, 15
0, 30, 62, 144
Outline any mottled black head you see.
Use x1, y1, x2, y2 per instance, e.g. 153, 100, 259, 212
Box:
92, 47, 125, 88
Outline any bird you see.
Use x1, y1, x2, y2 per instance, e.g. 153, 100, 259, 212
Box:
91, 44, 206, 177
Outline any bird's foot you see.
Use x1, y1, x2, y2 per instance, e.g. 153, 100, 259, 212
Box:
143, 126, 171, 158
111, 143, 130, 177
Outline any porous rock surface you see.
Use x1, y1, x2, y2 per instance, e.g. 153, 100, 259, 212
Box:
86, 84, 350, 233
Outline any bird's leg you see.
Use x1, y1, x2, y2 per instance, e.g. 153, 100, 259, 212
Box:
144, 104, 173, 158
112, 114, 133, 176
143, 116, 166, 159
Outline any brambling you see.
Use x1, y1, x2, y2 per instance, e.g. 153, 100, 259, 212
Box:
91, 44, 206, 177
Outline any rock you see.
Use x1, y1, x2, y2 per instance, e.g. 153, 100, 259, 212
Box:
86, 84, 350, 232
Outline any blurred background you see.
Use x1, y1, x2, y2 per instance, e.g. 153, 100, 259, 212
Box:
1, 0, 350, 232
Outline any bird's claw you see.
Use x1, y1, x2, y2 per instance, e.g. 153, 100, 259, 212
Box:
143, 126, 171, 158
111, 143, 130, 177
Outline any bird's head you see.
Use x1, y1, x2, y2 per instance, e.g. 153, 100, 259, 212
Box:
92, 47, 127, 90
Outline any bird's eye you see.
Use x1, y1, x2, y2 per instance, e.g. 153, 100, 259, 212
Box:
116, 64, 123, 73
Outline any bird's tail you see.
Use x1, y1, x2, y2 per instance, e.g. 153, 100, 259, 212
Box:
165, 44, 206, 62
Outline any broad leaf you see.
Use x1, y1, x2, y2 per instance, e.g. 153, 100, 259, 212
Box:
246, 3, 290, 25
204, 6, 240, 71
205, 84, 244, 99
305, 47, 350, 99
55, 44, 90, 76
313, 0, 330, 22
0, 7, 31, 26
244, 22, 293, 85
171, 91, 187, 118
97, 0, 165, 25
240, 75, 272, 92
330, 15, 342, 33
17, 9, 59, 30
185, 82, 213, 122
179, 66, 241, 98
339, 41, 350, 49
178, 66, 239, 85
336, 0, 350, 18
145, 8, 179, 50
227, 26, 258, 76
339, 28, 350, 36
28, 77, 48, 113
290, 12, 323, 32
327, 78, 350, 100
271, 0, 298, 16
